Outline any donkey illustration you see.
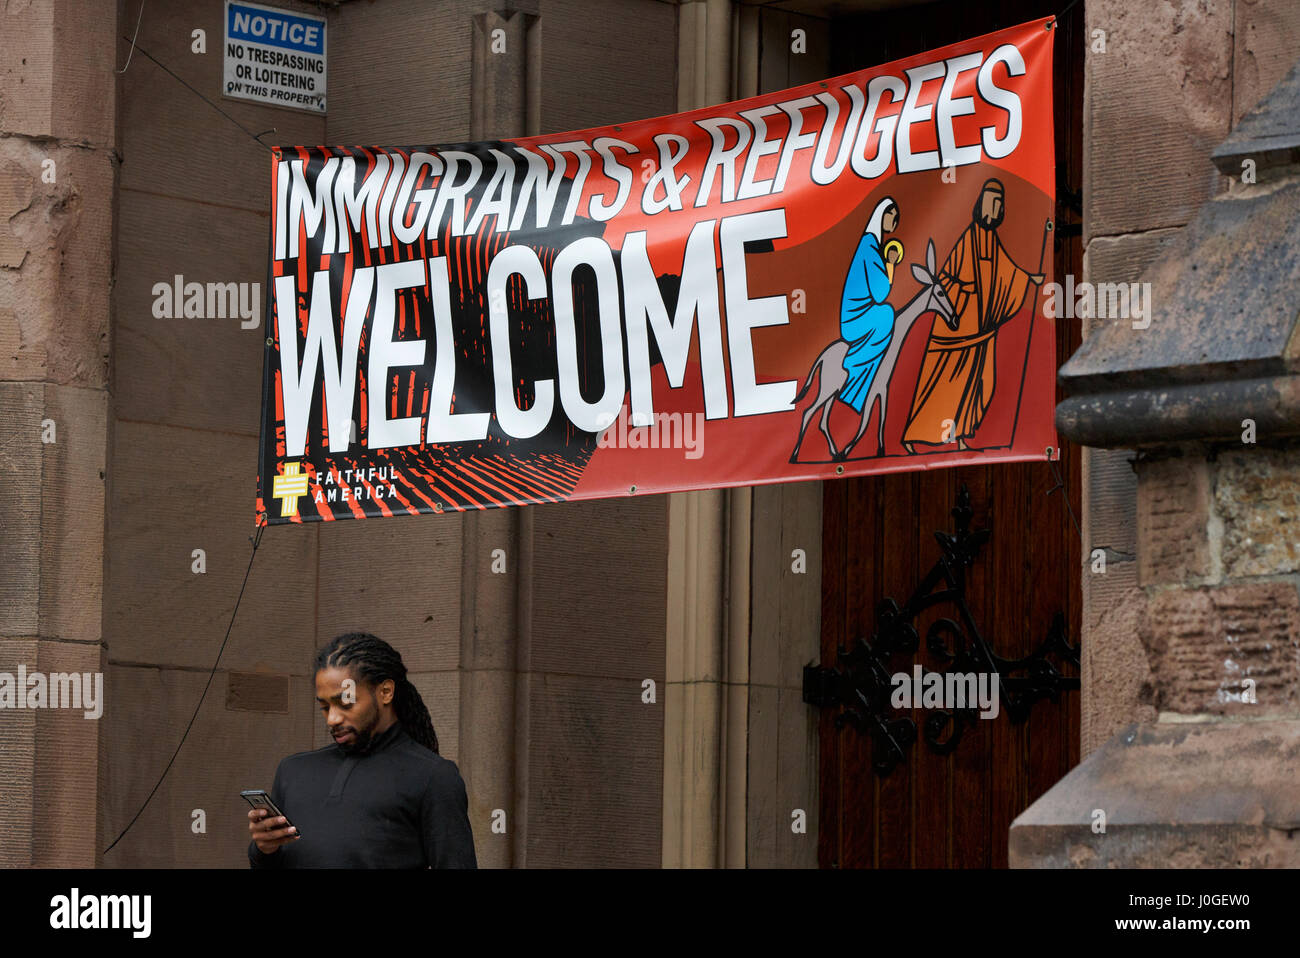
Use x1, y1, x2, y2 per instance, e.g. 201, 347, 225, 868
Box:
790, 240, 957, 463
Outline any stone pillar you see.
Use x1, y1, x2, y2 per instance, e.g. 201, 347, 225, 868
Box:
1015, 10, 1300, 864
471, 9, 541, 141
662, 0, 750, 869
0, 0, 117, 866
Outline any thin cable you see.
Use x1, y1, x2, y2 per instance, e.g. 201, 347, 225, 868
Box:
1046, 454, 1083, 545
102, 518, 269, 857
120, 36, 275, 154
117, 0, 145, 74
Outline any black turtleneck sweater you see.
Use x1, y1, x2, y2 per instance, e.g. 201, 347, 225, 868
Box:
248, 721, 477, 868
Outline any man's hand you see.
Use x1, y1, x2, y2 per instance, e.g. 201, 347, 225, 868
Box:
248, 807, 299, 854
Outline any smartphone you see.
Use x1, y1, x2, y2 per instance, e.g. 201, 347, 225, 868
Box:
241, 789, 302, 838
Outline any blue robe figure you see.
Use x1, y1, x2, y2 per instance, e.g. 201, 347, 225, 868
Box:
838, 197, 898, 414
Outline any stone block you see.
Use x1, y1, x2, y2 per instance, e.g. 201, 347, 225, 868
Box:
316, 511, 463, 673
747, 682, 817, 868
104, 420, 316, 672
112, 197, 267, 435
1011, 720, 1300, 867
751, 481, 822, 690
38, 383, 108, 643
530, 496, 667, 681
1140, 583, 1300, 716
455, 666, 516, 868
1214, 446, 1300, 578
539, 0, 677, 132
0, 0, 116, 146
330, 0, 474, 142
1232, 0, 1300, 124
0, 139, 114, 387
524, 671, 662, 867
1084, 0, 1232, 240
0, 385, 45, 637
32, 639, 102, 866
0, 639, 39, 866
0, 382, 106, 643
1083, 586, 1155, 755
1135, 456, 1210, 585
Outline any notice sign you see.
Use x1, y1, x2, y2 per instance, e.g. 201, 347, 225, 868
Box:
256, 17, 1056, 524
223, 0, 326, 114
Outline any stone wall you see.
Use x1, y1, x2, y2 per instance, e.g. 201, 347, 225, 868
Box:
1079, 0, 1300, 754
1014, 0, 1300, 868
95, 0, 676, 869
0, 0, 118, 867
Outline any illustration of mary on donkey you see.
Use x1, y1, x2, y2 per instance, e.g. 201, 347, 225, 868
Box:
838, 196, 903, 419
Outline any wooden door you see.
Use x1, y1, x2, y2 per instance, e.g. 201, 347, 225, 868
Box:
805, 0, 1085, 868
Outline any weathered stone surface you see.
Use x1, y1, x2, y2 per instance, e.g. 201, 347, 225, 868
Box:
0, 0, 117, 146
32, 639, 102, 867
0, 382, 106, 643
0, 140, 113, 387
1231, 3, 1300, 126
1084, 0, 1232, 241
1140, 584, 1300, 716
1011, 720, 1300, 867
1135, 456, 1210, 585
1214, 446, 1300, 577
1083, 587, 1156, 755
1215, 50, 1300, 174
1063, 177, 1300, 394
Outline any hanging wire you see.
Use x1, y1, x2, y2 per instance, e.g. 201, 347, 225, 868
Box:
116, 0, 146, 75
102, 518, 270, 857
119, 35, 276, 154
1045, 452, 1083, 546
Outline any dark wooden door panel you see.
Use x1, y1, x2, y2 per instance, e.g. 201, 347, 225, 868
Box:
813, 0, 1084, 868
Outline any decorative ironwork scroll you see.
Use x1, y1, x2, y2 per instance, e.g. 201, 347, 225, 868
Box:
803, 482, 1080, 776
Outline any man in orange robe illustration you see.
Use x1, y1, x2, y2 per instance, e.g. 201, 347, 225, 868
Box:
902, 179, 1043, 453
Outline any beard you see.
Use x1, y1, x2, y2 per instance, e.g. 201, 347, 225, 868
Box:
976, 206, 1005, 230
335, 728, 374, 754
332, 712, 380, 753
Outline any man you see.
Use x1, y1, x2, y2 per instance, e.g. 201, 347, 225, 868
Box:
901, 179, 1043, 452
247, 631, 477, 868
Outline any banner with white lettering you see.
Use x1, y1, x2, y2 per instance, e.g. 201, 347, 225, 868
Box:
256, 17, 1055, 523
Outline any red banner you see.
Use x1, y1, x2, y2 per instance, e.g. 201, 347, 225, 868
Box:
257, 17, 1056, 523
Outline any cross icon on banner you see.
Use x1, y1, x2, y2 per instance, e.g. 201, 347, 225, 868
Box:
272, 461, 310, 517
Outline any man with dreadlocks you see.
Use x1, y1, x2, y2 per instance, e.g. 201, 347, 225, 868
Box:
247, 631, 477, 868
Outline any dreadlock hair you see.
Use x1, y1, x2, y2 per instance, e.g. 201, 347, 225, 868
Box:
315, 631, 439, 753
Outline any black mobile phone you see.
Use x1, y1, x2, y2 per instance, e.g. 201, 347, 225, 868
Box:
241, 789, 302, 838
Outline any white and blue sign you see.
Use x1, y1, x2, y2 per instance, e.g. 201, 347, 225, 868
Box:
223, 0, 327, 114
